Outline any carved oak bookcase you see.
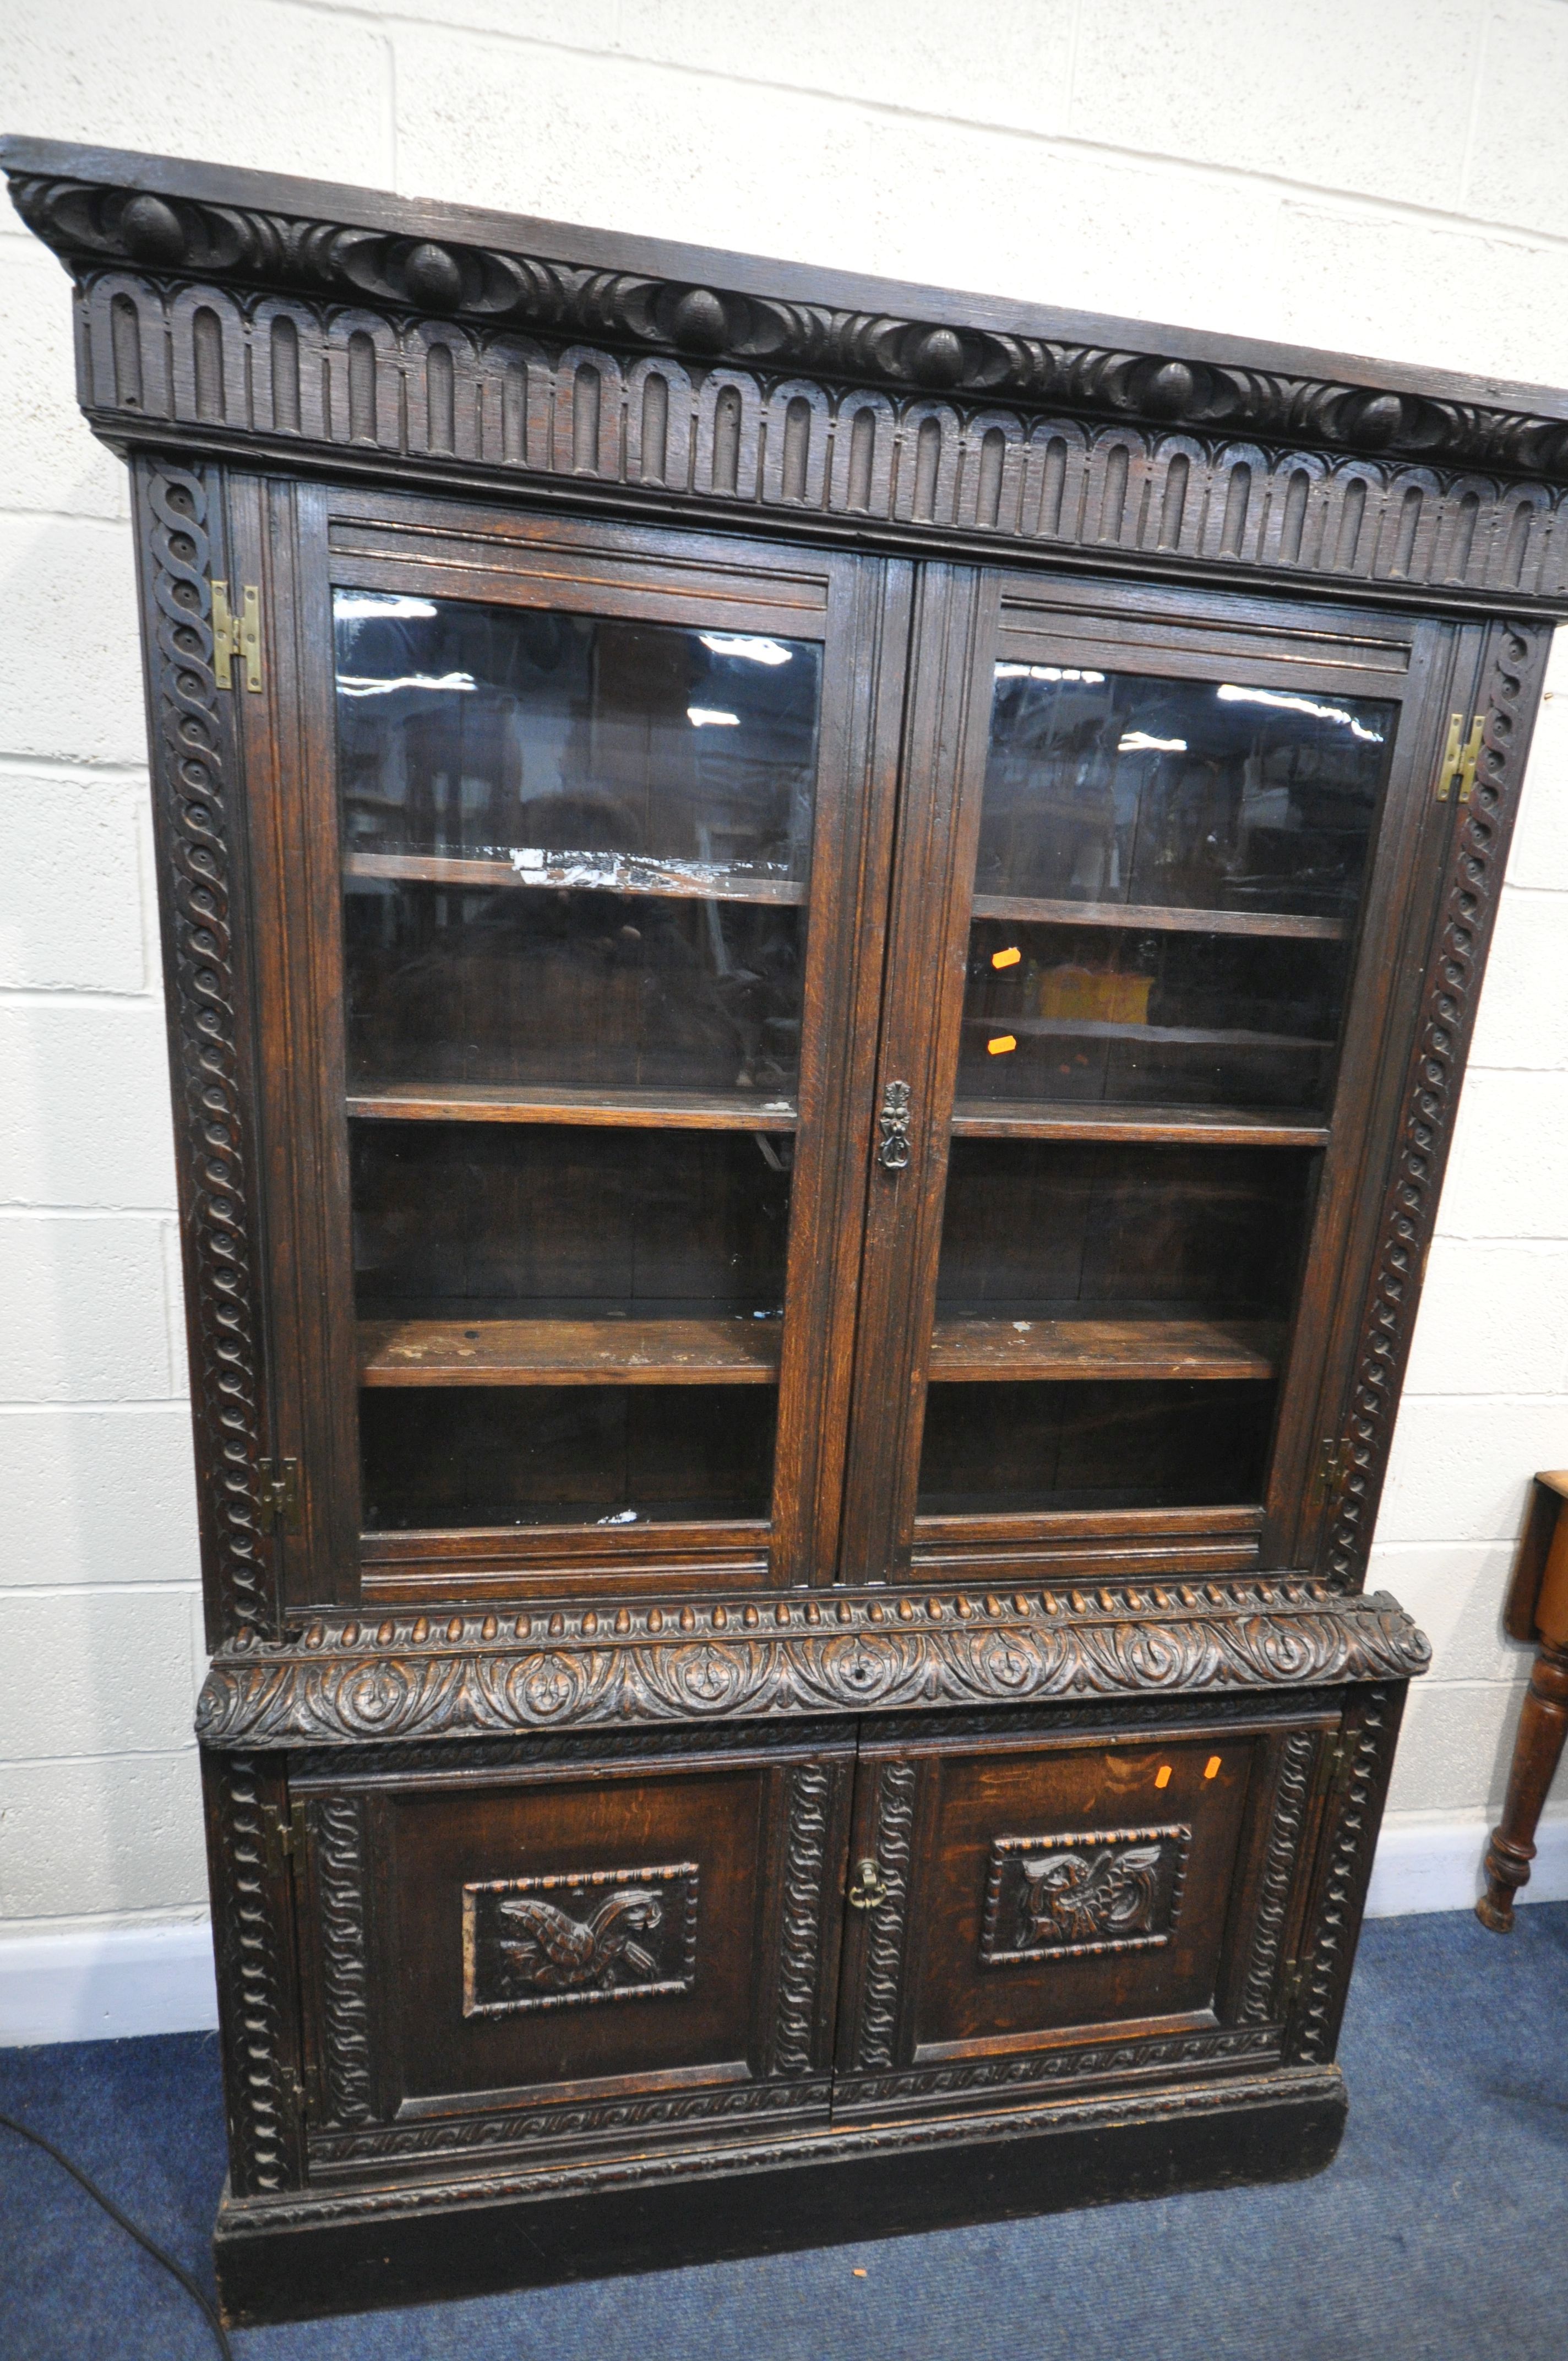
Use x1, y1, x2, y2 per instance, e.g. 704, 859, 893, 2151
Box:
8, 134, 1562, 2326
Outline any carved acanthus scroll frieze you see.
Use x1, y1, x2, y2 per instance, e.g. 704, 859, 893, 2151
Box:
462, 1863, 699, 2016
195, 1580, 1429, 1750
980, 1825, 1190, 1965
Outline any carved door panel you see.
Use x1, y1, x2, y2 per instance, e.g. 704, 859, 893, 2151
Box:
286, 1726, 854, 2182
831, 1708, 1336, 2120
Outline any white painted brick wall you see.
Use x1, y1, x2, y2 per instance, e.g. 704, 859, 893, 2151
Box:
3, 0, 1567, 1978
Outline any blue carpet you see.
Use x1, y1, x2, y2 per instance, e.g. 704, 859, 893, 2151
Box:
2, 1905, 1566, 2360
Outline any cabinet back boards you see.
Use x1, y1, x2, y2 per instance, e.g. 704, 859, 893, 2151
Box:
6, 137, 1560, 2324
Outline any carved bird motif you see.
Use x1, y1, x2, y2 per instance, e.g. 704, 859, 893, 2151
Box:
494, 1886, 666, 1993
1018, 1845, 1163, 1949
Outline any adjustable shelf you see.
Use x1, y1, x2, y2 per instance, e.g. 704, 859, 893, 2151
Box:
950, 1100, 1328, 1146
360, 1315, 784, 1385
971, 1016, 1333, 1051
928, 1315, 1281, 1382
358, 1312, 1281, 1389
344, 849, 807, 906
970, 893, 1348, 941
347, 1082, 799, 1129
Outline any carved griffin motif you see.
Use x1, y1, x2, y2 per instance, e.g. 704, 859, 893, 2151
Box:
494, 1886, 666, 1995
1018, 1843, 1163, 1950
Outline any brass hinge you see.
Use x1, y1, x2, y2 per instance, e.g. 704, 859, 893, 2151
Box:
255, 1456, 301, 1536
262, 1800, 308, 1881
211, 579, 262, 692
1437, 710, 1483, 803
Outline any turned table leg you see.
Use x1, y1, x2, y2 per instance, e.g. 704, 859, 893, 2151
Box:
1478, 1639, 1568, 1931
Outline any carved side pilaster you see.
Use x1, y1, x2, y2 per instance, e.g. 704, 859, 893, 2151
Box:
853, 1762, 917, 2071
133, 459, 270, 1642
1286, 1687, 1404, 2064
771, 1761, 834, 2076
1323, 622, 1551, 1587
204, 1753, 303, 2194
309, 1795, 374, 2126
1239, 1729, 1319, 2023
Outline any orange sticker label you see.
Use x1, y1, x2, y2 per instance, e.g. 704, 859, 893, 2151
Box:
991, 945, 1022, 969
1154, 1765, 1172, 1789
987, 1034, 1017, 1056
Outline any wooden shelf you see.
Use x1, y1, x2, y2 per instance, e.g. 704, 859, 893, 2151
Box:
358, 1312, 1280, 1389
929, 1316, 1282, 1383
347, 1082, 798, 1130
344, 849, 807, 907
971, 1017, 1332, 1052
360, 1315, 783, 1386
971, 893, 1347, 942
950, 1100, 1328, 1146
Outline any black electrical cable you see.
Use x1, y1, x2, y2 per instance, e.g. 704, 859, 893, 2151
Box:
0, 2108, 233, 2360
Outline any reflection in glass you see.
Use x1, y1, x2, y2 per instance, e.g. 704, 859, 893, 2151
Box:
335, 594, 821, 886
979, 667, 1393, 918
962, 664, 1396, 1116
335, 595, 821, 1102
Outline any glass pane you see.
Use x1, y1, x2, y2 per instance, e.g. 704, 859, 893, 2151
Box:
335, 592, 823, 1537
919, 652, 1393, 1524
338, 596, 819, 1102
959, 917, 1348, 1111
917, 1380, 1276, 1515
979, 665, 1391, 917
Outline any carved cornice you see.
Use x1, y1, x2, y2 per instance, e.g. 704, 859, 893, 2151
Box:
195, 1579, 1430, 1750
11, 157, 1568, 487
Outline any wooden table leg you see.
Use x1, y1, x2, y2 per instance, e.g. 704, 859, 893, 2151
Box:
1478, 1638, 1568, 1932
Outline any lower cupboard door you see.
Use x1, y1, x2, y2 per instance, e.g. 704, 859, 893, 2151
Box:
831, 1711, 1336, 2119
289, 1729, 855, 2182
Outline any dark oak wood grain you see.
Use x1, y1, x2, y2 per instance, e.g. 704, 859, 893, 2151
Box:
23, 139, 1530, 2326
970, 895, 1348, 942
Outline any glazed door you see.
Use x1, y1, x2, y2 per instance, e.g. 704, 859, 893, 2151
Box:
839, 568, 1469, 1584
239, 484, 907, 1608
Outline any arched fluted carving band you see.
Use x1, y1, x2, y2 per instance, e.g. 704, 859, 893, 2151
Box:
12, 164, 1568, 485
195, 1582, 1429, 1749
